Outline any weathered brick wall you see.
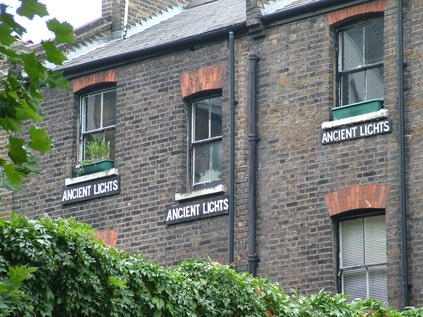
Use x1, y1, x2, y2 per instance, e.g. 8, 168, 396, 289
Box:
403, 0, 423, 307
247, 0, 410, 306
102, 0, 190, 32
257, 0, 272, 8
128, 0, 189, 26
0, 130, 13, 218
382, 0, 403, 307
233, 35, 252, 273
8, 0, 423, 308
12, 39, 237, 267
252, 15, 339, 295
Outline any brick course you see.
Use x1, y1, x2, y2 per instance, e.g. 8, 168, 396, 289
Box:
6, 0, 423, 308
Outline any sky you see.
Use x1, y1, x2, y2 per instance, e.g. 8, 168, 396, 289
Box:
5, 0, 102, 43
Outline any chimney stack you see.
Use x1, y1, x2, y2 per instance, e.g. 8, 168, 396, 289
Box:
101, 0, 191, 35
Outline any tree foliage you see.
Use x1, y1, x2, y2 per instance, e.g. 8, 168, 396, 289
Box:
0, 214, 422, 316
0, 0, 73, 192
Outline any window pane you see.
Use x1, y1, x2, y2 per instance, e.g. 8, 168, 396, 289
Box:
343, 269, 367, 300
365, 21, 384, 64
194, 100, 209, 141
340, 218, 364, 267
103, 90, 116, 127
85, 94, 101, 131
343, 27, 363, 70
83, 131, 115, 161
104, 129, 116, 161
366, 67, 384, 100
210, 141, 222, 182
369, 267, 388, 302
365, 215, 386, 265
193, 143, 210, 184
210, 97, 222, 137
341, 71, 366, 105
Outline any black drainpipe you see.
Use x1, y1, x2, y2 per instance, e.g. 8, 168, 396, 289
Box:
248, 54, 259, 276
397, 0, 409, 308
228, 31, 236, 264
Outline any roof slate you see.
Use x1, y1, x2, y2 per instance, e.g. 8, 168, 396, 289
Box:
62, 0, 245, 69
62, 0, 326, 70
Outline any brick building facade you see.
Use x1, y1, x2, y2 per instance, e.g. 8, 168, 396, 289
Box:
7, 0, 423, 308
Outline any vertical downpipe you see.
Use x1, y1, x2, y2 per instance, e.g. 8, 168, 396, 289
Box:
228, 31, 236, 264
397, 0, 409, 308
248, 54, 259, 276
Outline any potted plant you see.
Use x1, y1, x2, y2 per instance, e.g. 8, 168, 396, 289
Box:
75, 137, 114, 176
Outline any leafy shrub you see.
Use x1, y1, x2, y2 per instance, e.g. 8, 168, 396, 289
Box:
0, 214, 422, 316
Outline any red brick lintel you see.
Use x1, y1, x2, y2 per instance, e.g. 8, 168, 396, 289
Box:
180, 65, 227, 98
327, 0, 387, 26
72, 69, 117, 93
324, 184, 390, 216
96, 230, 119, 247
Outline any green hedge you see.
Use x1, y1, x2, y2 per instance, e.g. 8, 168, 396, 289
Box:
0, 214, 422, 316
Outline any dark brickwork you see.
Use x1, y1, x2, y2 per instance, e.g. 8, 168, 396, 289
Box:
7, 0, 423, 309
12, 39, 234, 267
403, 0, 423, 307
251, 14, 339, 295
128, 0, 189, 26
102, 0, 190, 32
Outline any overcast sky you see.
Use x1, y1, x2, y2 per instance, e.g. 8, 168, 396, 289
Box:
5, 0, 102, 43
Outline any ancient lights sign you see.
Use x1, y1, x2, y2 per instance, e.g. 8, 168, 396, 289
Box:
166, 195, 229, 225
321, 120, 392, 145
61, 175, 120, 205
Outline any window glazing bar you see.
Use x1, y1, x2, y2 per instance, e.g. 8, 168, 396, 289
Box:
339, 62, 384, 73
81, 125, 116, 135
191, 136, 222, 145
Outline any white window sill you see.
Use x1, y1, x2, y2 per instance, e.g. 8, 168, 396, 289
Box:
321, 109, 389, 130
65, 168, 119, 186
175, 184, 226, 202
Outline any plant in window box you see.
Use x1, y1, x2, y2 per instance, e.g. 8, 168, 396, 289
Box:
75, 137, 114, 176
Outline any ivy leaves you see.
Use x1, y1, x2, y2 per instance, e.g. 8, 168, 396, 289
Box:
0, 0, 74, 193
0, 214, 423, 316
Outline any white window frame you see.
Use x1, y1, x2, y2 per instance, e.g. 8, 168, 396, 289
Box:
338, 213, 387, 302
79, 88, 116, 162
337, 18, 384, 106
190, 95, 223, 188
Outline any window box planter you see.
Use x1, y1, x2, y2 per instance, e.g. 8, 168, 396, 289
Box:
75, 160, 115, 176
331, 99, 383, 120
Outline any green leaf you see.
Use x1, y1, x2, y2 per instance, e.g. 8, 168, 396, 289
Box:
28, 126, 51, 152
0, 6, 26, 36
22, 52, 46, 85
17, 0, 48, 19
0, 117, 22, 132
0, 23, 15, 46
0, 46, 19, 59
9, 265, 38, 286
16, 99, 42, 122
4, 164, 22, 185
0, 173, 22, 192
108, 276, 128, 289
22, 157, 42, 174
47, 19, 74, 43
42, 41, 67, 65
45, 70, 71, 90
8, 136, 28, 165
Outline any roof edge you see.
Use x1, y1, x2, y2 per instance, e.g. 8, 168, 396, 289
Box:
63, 22, 247, 79
261, 0, 375, 24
